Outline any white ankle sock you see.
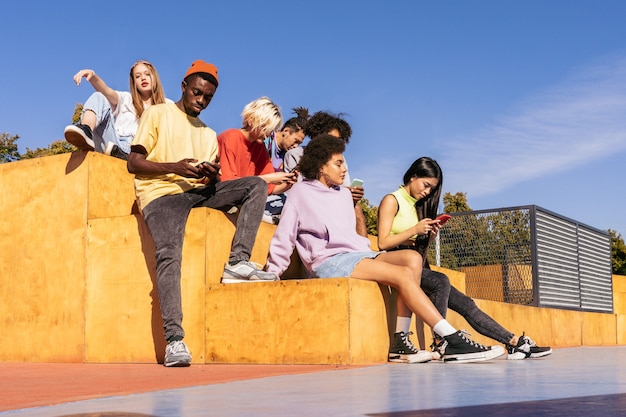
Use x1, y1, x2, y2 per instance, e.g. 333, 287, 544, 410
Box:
433, 320, 457, 338
395, 316, 412, 334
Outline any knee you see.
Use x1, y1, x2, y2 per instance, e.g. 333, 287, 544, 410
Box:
405, 252, 423, 281
245, 176, 268, 194
435, 271, 451, 291
397, 265, 420, 289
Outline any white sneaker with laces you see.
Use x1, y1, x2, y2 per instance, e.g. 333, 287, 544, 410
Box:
221, 261, 278, 283
164, 340, 191, 367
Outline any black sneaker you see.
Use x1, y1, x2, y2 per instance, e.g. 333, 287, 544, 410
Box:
64, 124, 95, 151
507, 332, 552, 360
388, 331, 432, 363
104, 142, 129, 161
441, 331, 505, 363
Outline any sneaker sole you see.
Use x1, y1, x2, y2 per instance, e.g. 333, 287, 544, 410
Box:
221, 271, 277, 283
64, 127, 95, 151
388, 352, 432, 363
444, 345, 505, 363
507, 351, 529, 360
164, 359, 191, 367
529, 349, 553, 358
221, 277, 273, 284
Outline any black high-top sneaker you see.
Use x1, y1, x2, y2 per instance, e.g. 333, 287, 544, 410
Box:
388, 331, 431, 363
441, 331, 505, 363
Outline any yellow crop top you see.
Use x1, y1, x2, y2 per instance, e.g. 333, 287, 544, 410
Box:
390, 186, 419, 240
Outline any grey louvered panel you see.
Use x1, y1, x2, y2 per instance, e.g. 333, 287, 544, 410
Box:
535, 215, 579, 308
578, 226, 613, 312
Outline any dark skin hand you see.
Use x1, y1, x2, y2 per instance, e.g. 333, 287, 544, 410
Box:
128, 148, 220, 182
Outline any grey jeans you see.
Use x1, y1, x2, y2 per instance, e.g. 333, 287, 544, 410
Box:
142, 176, 267, 341
420, 267, 514, 345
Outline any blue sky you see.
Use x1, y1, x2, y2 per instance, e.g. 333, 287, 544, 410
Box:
2, 0, 625, 237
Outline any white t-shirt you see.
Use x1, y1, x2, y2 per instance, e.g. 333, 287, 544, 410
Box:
112, 91, 173, 138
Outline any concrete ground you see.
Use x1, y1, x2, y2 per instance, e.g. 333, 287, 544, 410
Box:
2, 346, 626, 416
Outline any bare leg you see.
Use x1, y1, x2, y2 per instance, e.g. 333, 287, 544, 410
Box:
80, 109, 97, 131
351, 251, 443, 328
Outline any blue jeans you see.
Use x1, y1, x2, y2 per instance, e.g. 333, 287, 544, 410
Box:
142, 176, 267, 341
82, 92, 132, 153
313, 251, 379, 278
420, 267, 514, 345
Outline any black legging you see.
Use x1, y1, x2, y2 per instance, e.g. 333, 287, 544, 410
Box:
420, 267, 514, 344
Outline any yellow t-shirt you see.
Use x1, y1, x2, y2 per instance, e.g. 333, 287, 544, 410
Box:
390, 186, 419, 241
132, 102, 218, 211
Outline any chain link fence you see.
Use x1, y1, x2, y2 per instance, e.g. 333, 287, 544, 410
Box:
429, 205, 613, 312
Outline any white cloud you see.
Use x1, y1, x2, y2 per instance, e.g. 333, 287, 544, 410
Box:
442, 55, 626, 197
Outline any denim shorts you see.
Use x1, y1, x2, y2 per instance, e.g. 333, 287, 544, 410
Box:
313, 251, 380, 278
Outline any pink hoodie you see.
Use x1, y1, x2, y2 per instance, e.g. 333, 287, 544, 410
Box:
266, 179, 372, 277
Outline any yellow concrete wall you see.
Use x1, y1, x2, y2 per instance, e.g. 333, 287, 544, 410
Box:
1, 153, 625, 364
613, 275, 626, 315
1, 154, 90, 361
204, 279, 389, 364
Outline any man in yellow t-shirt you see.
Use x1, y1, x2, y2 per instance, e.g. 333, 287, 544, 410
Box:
128, 60, 277, 368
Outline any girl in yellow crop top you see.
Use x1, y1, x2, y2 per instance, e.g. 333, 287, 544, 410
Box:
377, 157, 443, 255
377, 157, 552, 361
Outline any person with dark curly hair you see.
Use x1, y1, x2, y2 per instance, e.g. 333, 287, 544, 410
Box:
266, 135, 505, 364
283, 110, 367, 236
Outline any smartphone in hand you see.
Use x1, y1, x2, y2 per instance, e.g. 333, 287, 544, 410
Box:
350, 178, 364, 187
435, 214, 451, 225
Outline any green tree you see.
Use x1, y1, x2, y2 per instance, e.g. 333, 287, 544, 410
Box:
1, 133, 21, 163
21, 140, 77, 159
443, 191, 471, 213
359, 198, 379, 236
72, 103, 83, 124
609, 229, 626, 275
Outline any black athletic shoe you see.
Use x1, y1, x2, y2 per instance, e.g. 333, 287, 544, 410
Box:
64, 124, 95, 151
507, 332, 553, 360
388, 331, 431, 363
441, 331, 505, 363
104, 142, 129, 161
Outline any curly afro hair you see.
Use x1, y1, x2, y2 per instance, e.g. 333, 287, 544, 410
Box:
299, 134, 346, 180
304, 111, 352, 143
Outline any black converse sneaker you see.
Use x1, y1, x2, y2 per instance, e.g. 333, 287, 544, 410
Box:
441, 331, 505, 363
507, 332, 553, 360
388, 331, 432, 363
64, 124, 95, 151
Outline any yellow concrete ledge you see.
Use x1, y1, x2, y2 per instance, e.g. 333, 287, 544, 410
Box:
1, 153, 625, 364
205, 279, 390, 364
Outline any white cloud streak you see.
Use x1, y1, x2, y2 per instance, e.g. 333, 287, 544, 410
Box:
442, 55, 626, 197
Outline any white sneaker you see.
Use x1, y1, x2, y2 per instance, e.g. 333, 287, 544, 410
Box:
164, 340, 191, 367
221, 261, 278, 283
